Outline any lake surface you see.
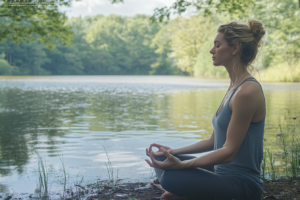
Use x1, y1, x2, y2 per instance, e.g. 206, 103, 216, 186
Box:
0, 76, 300, 197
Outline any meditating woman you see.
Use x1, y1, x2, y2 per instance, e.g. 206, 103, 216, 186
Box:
145, 19, 266, 200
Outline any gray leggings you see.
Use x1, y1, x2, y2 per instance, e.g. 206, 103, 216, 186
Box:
154, 154, 263, 200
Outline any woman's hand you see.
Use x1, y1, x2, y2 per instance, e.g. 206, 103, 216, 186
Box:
146, 143, 173, 157
145, 147, 183, 170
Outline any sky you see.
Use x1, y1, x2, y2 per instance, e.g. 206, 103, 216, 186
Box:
60, 0, 178, 19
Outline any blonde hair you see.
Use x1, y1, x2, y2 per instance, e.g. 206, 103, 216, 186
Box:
217, 19, 266, 82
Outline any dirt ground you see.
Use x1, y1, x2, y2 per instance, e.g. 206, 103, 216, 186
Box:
262, 178, 300, 200
83, 178, 300, 200
1, 178, 299, 200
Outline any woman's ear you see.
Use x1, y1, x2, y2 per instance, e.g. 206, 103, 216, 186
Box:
232, 43, 241, 56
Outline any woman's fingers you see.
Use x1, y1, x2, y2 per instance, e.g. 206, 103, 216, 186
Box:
150, 151, 162, 168
145, 151, 162, 168
161, 147, 172, 159
149, 143, 164, 153
145, 159, 155, 167
146, 147, 164, 157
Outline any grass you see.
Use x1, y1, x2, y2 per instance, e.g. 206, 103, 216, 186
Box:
261, 150, 267, 180
258, 62, 300, 82
103, 145, 119, 187
262, 112, 300, 181
35, 151, 49, 200
266, 147, 276, 180
57, 153, 67, 198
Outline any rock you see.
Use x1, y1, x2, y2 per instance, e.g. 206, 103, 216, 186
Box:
114, 193, 128, 198
263, 195, 277, 200
4, 196, 12, 200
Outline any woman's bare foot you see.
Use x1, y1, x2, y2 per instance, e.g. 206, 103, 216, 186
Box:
150, 181, 165, 191
161, 191, 187, 200
150, 182, 187, 200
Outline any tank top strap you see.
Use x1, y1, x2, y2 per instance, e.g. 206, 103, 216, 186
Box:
228, 77, 257, 101
228, 77, 266, 117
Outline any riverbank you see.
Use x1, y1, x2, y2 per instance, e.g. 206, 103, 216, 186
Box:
85, 178, 300, 200
1, 177, 299, 200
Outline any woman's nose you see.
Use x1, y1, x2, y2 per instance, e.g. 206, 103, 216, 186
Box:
209, 47, 214, 54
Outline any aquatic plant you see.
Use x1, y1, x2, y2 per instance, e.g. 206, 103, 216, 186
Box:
266, 147, 276, 180
57, 153, 68, 198
261, 150, 267, 180
103, 146, 119, 186
35, 151, 49, 200
261, 111, 300, 180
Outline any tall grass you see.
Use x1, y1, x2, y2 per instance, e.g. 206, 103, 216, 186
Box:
57, 153, 67, 198
261, 150, 267, 180
266, 147, 276, 180
258, 62, 300, 82
103, 146, 119, 186
35, 151, 49, 200
262, 112, 300, 180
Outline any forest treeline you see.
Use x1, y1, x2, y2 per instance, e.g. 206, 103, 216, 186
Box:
0, 0, 299, 81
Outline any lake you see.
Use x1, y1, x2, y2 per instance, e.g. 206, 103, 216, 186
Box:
0, 76, 300, 197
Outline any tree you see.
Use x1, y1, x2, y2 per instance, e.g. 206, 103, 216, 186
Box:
0, 52, 12, 75
0, 0, 75, 49
111, 0, 255, 23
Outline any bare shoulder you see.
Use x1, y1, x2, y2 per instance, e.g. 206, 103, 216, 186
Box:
231, 80, 263, 110
236, 80, 262, 98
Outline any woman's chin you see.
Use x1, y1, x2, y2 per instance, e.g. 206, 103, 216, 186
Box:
212, 61, 222, 66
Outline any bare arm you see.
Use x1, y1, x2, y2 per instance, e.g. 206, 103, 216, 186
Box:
171, 130, 215, 155
146, 82, 262, 170
180, 83, 260, 168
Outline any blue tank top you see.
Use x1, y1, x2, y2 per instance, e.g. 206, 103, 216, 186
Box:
212, 77, 265, 191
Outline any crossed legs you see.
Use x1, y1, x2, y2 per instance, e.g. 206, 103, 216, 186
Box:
152, 154, 261, 200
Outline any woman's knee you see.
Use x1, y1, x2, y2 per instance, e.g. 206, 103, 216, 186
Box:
160, 170, 186, 197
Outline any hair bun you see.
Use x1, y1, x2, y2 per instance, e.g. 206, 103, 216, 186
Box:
248, 19, 265, 43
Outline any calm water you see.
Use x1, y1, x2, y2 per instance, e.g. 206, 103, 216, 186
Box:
0, 76, 300, 196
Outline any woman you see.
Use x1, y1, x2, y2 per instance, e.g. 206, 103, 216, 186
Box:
145, 19, 266, 200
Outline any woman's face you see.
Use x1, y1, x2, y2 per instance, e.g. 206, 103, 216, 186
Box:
209, 32, 233, 67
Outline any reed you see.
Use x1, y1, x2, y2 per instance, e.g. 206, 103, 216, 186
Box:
290, 116, 300, 178
261, 150, 267, 180
57, 153, 67, 198
261, 112, 300, 180
266, 147, 276, 180
103, 145, 119, 186
35, 151, 48, 200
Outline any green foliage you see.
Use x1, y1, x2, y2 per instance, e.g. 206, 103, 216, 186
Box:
149, 0, 255, 23
0, 0, 300, 79
0, 14, 179, 75
0, 0, 74, 49
0, 52, 11, 75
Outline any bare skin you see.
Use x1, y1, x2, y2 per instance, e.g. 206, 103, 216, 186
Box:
150, 182, 187, 200
145, 32, 266, 200
146, 147, 187, 200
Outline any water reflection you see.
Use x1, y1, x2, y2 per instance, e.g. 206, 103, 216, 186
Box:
0, 76, 300, 194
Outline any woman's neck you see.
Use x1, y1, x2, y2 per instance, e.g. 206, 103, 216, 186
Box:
226, 65, 250, 89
